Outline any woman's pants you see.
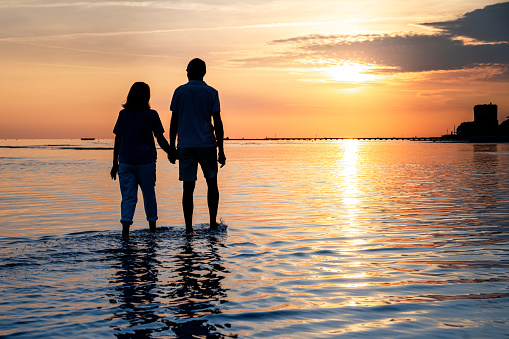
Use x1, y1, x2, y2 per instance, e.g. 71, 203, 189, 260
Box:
118, 161, 157, 224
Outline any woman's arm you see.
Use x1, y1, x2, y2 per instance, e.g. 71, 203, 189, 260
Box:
111, 135, 120, 180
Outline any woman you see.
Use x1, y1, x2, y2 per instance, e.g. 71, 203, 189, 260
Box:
111, 82, 171, 236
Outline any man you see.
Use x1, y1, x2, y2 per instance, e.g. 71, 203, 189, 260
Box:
169, 58, 226, 233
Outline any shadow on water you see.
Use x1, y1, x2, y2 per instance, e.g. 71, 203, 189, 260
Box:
472, 143, 499, 165
104, 229, 236, 338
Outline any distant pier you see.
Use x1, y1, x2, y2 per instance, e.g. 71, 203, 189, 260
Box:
225, 137, 443, 141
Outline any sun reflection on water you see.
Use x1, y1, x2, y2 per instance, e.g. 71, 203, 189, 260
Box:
334, 140, 366, 243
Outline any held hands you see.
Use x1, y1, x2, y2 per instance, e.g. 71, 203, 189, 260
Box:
218, 151, 226, 168
165, 147, 224, 167
168, 146, 178, 164
110, 162, 119, 180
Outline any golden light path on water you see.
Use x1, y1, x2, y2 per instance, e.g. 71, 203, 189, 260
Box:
337, 139, 361, 234
336, 140, 372, 295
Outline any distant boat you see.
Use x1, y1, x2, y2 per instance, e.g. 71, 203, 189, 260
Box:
80, 138, 95, 141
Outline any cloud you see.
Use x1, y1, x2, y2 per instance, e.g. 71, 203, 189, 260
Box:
0, 1, 204, 10
234, 2, 509, 81
297, 34, 509, 73
0, 0, 271, 12
422, 2, 509, 43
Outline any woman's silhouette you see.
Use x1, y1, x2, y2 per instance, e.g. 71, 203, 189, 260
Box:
111, 82, 172, 236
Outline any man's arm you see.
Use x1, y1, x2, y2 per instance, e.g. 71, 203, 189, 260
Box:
168, 111, 179, 163
212, 111, 226, 167
111, 134, 120, 180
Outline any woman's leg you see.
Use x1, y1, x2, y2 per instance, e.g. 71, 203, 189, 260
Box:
137, 161, 158, 230
119, 163, 138, 234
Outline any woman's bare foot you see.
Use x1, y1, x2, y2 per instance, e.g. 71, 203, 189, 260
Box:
121, 221, 131, 237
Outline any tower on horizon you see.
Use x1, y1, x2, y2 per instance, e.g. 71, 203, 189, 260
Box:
474, 103, 498, 135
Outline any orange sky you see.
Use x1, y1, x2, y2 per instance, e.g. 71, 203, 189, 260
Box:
0, 0, 508, 139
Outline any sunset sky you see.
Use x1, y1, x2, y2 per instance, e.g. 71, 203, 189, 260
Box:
1, 0, 508, 139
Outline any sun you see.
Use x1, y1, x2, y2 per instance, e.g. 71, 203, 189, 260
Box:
325, 62, 377, 82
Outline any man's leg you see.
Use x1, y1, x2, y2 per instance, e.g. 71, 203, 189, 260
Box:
197, 147, 220, 230
178, 148, 199, 233
206, 175, 219, 230
182, 181, 195, 232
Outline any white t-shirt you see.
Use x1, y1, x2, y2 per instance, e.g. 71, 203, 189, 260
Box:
170, 80, 220, 148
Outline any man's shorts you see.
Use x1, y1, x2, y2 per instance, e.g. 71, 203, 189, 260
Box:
178, 147, 218, 182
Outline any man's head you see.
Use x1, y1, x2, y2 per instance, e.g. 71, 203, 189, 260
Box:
186, 58, 206, 80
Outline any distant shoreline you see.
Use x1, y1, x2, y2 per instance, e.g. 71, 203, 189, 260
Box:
225, 137, 509, 143
226, 137, 443, 141
2, 136, 509, 143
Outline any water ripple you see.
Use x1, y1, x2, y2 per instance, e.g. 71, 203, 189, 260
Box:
1, 141, 509, 337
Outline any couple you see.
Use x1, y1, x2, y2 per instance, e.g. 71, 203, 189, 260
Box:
110, 58, 226, 236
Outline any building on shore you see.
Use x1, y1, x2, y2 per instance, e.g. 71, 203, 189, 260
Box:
455, 103, 509, 140
474, 103, 498, 135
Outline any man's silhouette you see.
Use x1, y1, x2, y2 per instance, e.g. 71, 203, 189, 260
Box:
168, 58, 226, 233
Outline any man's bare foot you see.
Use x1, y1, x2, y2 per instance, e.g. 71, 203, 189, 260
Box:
186, 226, 194, 234
209, 222, 218, 231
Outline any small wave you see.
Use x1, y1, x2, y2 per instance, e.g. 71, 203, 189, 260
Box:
0, 144, 112, 150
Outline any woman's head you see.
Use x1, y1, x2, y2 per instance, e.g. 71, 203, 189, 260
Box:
123, 82, 150, 111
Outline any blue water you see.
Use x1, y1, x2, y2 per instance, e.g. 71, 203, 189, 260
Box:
1, 140, 509, 338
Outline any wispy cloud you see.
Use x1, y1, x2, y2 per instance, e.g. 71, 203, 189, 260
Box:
0, 1, 210, 10
0, 0, 283, 12
0, 21, 332, 43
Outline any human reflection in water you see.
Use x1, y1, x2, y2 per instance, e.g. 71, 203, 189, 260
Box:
164, 234, 234, 338
107, 231, 235, 338
107, 235, 163, 338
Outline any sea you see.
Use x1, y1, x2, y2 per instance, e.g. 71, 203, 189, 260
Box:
0, 139, 508, 338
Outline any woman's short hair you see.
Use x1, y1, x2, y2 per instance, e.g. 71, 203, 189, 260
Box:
123, 82, 150, 111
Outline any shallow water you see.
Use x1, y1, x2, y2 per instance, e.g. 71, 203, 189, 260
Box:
1, 139, 509, 338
